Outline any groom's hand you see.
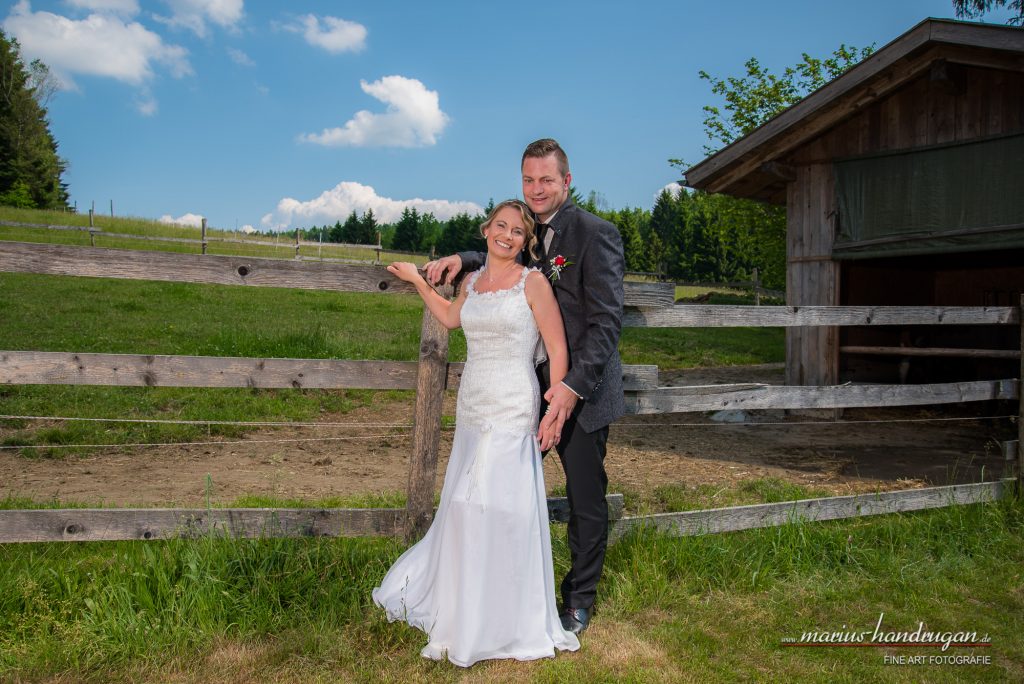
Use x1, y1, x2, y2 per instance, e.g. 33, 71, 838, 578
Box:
423, 254, 463, 285
539, 383, 578, 449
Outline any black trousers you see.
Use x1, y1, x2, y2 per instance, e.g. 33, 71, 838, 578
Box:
553, 411, 609, 611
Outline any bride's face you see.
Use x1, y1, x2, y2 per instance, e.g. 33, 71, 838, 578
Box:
483, 206, 527, 259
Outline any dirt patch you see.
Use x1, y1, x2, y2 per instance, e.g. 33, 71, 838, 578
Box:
0, 365, 1015, 507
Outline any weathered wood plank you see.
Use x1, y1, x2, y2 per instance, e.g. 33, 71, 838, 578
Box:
625, 379, 1019, 413
0, 495, 625, 543
841, 345, 1021, 359
0, 351, 659, 392
623, 281, 674, 308
0, 241, 418, 294
405, 288, 452, 540
1, 241, 670, 306
622, 305, 1019, 328
0, 508, 406, 543
609, 481, 1009, 542
0, 351, 423, 389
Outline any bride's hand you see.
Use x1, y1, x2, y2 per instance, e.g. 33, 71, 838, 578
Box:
538, 409, 562, 451
387, 261, 424, 284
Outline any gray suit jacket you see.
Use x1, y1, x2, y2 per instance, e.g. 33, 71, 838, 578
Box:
460, 199, 626, 432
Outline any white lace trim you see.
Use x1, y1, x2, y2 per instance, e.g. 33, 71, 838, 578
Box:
467, 266, 537, 299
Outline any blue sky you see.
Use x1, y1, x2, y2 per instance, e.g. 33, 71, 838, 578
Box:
3, 1, 1016, 232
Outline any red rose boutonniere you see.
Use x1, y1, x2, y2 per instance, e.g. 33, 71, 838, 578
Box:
548, 254, 573, 281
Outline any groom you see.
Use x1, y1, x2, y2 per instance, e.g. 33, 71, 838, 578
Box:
424, 138, 626, 634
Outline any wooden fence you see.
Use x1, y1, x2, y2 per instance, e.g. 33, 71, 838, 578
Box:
0, 239, 1020, 545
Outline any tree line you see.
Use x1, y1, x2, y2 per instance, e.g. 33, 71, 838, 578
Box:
0, 31, 68, 210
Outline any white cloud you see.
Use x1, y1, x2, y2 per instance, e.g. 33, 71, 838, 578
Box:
260, 181, 482, 231
135, 93, 158, 115
159, 212, 204, 227
657, 182, 683, 199
154, 0, 243, 38
300, 76, 449, 148
239, 223, 256, 234
66, 0, 139, 14
3, 1, 191, 89
226, 47, 254, 66
285, 13, 366, 54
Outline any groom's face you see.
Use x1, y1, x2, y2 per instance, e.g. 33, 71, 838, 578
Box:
522, 154, 570, 223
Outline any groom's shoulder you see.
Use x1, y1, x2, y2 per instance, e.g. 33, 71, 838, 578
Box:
566, 203, 618, 235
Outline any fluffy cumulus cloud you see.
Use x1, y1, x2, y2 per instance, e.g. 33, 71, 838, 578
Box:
158, 212, 204, 227
301, 76, 449, 148
66, 0, 139, 14
657, 182, 683, 199
155, 0, 244, 37
286, 13, 366, 54
3, 1, 191, 89
260, 181, 482, 231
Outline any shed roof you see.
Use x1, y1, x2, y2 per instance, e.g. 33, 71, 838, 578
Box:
683, 18, 1024, 204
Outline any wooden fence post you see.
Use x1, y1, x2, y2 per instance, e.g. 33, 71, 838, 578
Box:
88, 208, 94, 228
295, 228, 301, 259
1018, 294, 1023, 496
201, 218, 207, 255
753, 267, 761, 306
405, 284, 453, 540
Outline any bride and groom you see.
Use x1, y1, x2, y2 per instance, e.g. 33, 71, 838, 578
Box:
374, 138, 626, 667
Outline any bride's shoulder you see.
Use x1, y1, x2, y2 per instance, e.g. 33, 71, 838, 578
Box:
523, 268, 552, 297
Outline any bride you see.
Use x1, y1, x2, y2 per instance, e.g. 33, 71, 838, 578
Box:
375, 199, 581, 666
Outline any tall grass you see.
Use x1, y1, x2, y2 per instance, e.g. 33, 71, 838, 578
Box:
0, 496, 1020, 681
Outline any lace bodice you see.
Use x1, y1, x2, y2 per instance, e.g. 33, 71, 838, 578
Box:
456, 267, 541, 435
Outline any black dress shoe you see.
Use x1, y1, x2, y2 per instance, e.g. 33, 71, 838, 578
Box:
560, 607, 591, 635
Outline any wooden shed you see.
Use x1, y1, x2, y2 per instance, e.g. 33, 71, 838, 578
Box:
685, 18, 1024, 387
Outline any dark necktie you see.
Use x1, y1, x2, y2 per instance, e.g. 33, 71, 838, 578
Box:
536, 223, 550, 261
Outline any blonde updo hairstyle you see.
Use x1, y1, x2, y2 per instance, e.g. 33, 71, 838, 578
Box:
479, 199, 539, 262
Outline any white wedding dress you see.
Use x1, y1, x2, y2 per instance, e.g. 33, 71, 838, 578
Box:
372, 266, 580, 667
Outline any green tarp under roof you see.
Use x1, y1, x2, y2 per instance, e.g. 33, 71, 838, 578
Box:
833, 133, 1024, 259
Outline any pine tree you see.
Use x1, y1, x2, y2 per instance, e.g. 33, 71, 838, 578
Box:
357, 209, 378, 245
392, 207, 422, 251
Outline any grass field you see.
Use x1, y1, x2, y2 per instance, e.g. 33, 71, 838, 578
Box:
0, 493, 1020, 682
0, 270, 783, 453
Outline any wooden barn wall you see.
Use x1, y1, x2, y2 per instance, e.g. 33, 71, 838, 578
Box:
783, 61, 1023, 385
786, 163, 839, 386
789, 62, 1024, 164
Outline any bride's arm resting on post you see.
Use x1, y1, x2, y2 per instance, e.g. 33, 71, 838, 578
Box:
387, 261, 467, 330
525, 271, 569, 451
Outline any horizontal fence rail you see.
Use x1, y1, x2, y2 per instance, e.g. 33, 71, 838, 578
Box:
0, 495, 626, 544
608, 481, 1011, 541
0, 351, 660, 392
627, 379, 1020, 413
0, 241, 675, 307
623, 304, 1020, 327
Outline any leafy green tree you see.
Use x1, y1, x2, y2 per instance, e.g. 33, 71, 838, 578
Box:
684, 44, 874, 156
419, 212, 442, 252
614, 207, 648, 272
0, 31, 69, 209
953, 0, 1023, 24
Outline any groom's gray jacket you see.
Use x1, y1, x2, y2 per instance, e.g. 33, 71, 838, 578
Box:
459, 199, 626, 433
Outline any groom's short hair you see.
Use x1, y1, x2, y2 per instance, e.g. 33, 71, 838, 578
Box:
522, 138, 569, 178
